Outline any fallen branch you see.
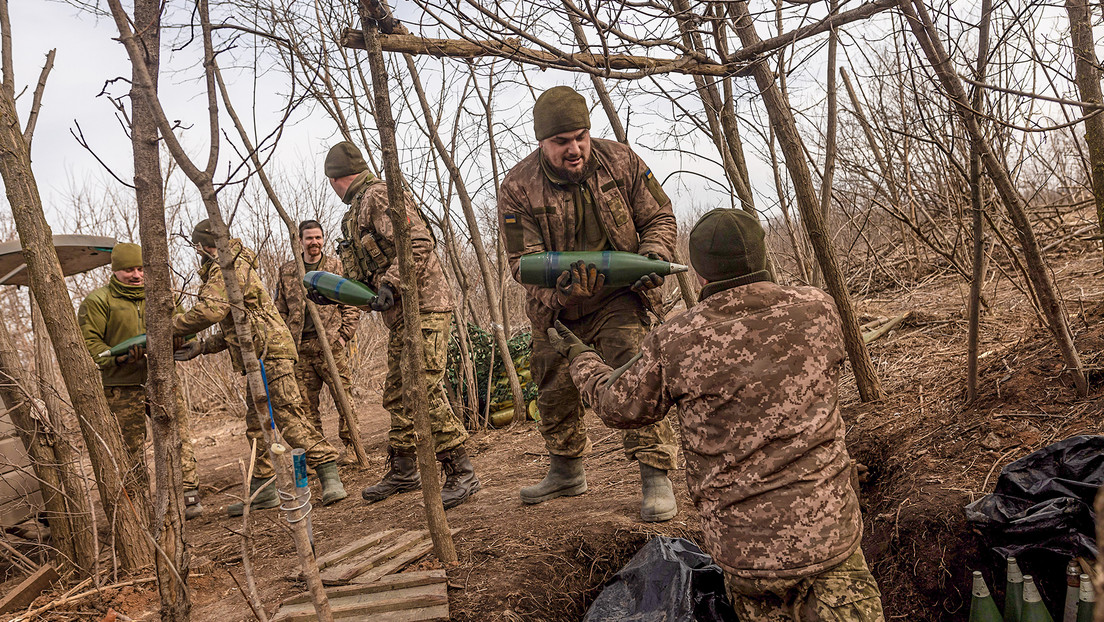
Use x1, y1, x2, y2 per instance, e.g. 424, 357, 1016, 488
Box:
862, 311, 912, 344
10, 576, 156, 621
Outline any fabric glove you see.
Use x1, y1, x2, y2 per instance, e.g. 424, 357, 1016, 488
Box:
555, 260, 606, 307
306, 289, 337, 306
371, 283, 395, 312
631, 252, 665, 293
116, 344, 146, 365
173, 340, 203, 361
546, 320, 595, 362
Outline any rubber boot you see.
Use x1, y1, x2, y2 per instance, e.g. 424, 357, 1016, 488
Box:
337, 449, 358, 467
362, 447, 421, 503
520, 455, 586, 505
639, 463, 677, 522
227, 477, 279, 517
183, 489, 204, 521
438, 446, 481, 509
316, 461, 348, 506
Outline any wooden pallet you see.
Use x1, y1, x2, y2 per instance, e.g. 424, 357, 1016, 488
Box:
272, 569, 448, 621
317, 528, 458, 586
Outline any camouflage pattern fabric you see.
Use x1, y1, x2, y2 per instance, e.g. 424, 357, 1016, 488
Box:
104, 385, 199, 490
445, 321, 537, 416
245, 358, 339, 480
535, 292, 678, 470
569, 279, 864, 579
497, 137, 678, 332
295, 337, 356, 448
346, 175, 452, 329
723, 549, 884, 621
274, 254, 359, 347
172, 239, 297, 371
383, 311, 468, 453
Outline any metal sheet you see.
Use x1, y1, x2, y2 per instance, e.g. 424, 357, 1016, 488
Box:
0, 234, 116, 286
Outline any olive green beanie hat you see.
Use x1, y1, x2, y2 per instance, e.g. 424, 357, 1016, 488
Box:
533, 86, 590, 141
191, 219, 217, 248
325, 141, 368, 179
689, 209, 769, 281
111, 243, 143, 271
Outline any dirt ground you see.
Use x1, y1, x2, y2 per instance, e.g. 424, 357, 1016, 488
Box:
7, 236, 1104, 621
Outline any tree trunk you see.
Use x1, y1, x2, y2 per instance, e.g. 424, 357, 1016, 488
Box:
966, 0, 993, 403
1064, 0, 1104, 260
357, 2, 457, 564
730, 1, 884, 402
129, 0, 190, 616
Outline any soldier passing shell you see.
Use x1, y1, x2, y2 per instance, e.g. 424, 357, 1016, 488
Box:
551, 209, 885, 621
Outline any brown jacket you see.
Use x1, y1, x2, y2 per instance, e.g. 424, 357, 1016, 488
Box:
274, 254, 360, 347
346, 175, 452, 328
569, 278, 862, 579
498, 138, 677, 330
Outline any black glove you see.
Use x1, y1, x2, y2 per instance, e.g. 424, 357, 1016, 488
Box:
306, 289, 336, 306
546, 320, 595, 362
371, 283, 395, 312
555, 261, 606, 307
173, 340, 203, 361
116, 344, 146, 365
631, 252, 665, 293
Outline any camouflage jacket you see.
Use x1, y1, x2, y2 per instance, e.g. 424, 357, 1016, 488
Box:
274, 254, 359, 347
498, 138, 678, 330
346, 174, 452, 328
173, 238, 297, 371
569, 279, 862, 579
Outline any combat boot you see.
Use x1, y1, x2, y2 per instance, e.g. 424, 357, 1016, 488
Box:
639, 463, 677, 522
438, 446, 481, 509
520, 455, 586, 505
316, 461, 348, 505
227, 477, 279, 517
362, 447, 421, 503
183, 489, 204, 520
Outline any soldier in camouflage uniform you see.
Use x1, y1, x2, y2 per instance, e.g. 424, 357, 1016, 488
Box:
274, 219, 362, 464
323, 141, 480, 510
77, 243, 203, 519
551, 209, 884, 621
497, 86, 680, 521
172, 222, 348, 516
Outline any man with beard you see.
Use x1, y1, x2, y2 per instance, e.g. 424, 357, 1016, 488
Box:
496, 86, 680, 522
274, 220, 362, 464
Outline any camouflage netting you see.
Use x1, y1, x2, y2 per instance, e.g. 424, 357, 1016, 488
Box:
447, 321, 538, 426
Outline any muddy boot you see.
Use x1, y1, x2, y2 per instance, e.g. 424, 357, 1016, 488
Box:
227, 477, 279, 517
316, 461, 348, 506
520, 455, 586, 505
183, 489, 204, 521
438, 446, 481, 509
639, 463, 677, 522
362, 447, 421, 503
337, 449, 358, 467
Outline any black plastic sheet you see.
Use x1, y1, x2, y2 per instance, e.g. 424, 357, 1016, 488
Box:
964, 434, 1104, 560
584, 536, 738, 622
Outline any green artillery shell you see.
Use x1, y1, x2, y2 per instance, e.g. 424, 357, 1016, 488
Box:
518, 251, 689, 288
970, 571, 1005, 622
303, 270, 377, 307
1076, 574, 1093, 622
97, 332, 197, 359
1022, 575, 1055, 622
1064, 561, 1080, 622
1006, 557, 1024, 622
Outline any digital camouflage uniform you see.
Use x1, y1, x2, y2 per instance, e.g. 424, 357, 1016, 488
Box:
569, 279, 884, 621
275, 253, 360, 448
78, 276, 199, 490
340, 172, 468, 453
498, 137, 679, 470
172, 239, 339, 480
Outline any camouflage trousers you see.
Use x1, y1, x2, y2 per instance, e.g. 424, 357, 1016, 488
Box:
295, 336, 356, 449
530, 292, 678, 470
103, 385, 199, 491
245, 358, 340, 480
723, 548, 884, 622
383, 311, 468, 453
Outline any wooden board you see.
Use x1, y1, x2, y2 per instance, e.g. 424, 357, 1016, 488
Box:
272, 569, 448, 622
314, 528, 399, 571
0, 564, 59, 614
320, 530, 429, 585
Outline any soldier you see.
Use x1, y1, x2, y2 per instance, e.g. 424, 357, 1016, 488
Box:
323, 141, 480, 509
274, 219, 362, 465
77, 243, 203, 519
173, 221, 348, 516
550, 209, 884, 621
497, 86, 679, 522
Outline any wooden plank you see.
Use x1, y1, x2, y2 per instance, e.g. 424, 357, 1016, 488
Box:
275, 581, 443, 617
0, 564, 59, 614
314, 528, 400, 571
353, 539, 433, 584
273, 593, 447, 622
279, 569, 446, 607
321, 530, 428, 585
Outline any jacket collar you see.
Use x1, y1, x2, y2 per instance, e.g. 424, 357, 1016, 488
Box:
699, 270, 774, 301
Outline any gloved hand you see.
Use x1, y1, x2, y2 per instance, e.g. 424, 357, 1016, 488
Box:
631, 252, 665, 293
546, 320, 595, 362
371, 283, 395, 312
306, 289, 336, 306
555, 261, 606, 307
173, 340, 203, 361
173, 336, 186, 351
116, 344, 146, 365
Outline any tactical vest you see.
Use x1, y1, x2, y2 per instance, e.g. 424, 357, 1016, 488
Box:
336, 182, 438, 283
